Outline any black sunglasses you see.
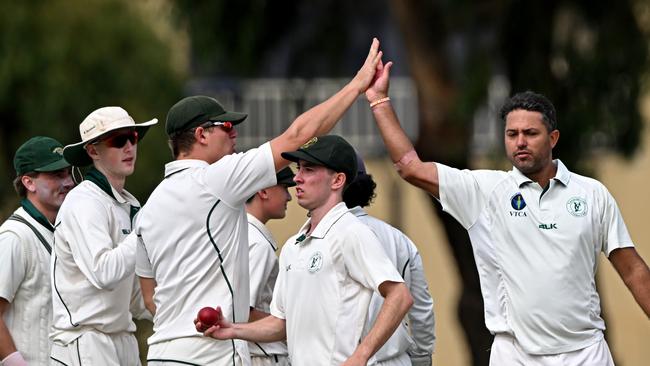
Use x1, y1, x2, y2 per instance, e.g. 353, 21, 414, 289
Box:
93, 130, 139, 148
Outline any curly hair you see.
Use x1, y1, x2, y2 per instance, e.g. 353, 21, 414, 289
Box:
343, 173, 377, 208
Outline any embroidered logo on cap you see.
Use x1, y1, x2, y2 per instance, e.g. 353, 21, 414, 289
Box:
52, 147, 64, 155
301, 137, 318, 149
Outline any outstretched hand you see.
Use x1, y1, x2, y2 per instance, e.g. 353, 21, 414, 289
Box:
366, 59, 393, 103
352, 38, 384, 94
194, 306, 236, 340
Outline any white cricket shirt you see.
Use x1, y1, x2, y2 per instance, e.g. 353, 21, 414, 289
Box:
51, 178, 145, 344
0, 205, 53, 365
270, 202, 404, 365
351, 207, 435, 364
246, 213, 288, 357
437, 159, 634, 355
135, 142, 276, 364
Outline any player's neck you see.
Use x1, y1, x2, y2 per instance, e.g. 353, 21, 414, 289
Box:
246, 204, 269, 224
306, 198, 341, 235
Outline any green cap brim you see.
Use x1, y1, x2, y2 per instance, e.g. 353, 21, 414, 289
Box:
34, 158, 71, 172
208, 111, 248, 125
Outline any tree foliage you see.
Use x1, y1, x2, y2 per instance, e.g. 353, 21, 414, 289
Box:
0, 0, 184, 214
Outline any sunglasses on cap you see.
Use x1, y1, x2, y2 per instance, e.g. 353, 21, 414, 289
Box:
200, 121, 234, 132
92, 130, 139, 148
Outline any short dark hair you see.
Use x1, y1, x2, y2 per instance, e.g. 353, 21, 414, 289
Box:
499, 91, 557, 132
13, 172, 39, 198
168, 128, 198, 158
342, 173, 377, 208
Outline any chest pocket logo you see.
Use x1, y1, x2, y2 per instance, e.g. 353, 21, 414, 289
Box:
510, 193, 527, 210
308, 251, 323, 273
567, 197, 588, 217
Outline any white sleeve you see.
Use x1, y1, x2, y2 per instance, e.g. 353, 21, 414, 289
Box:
58, 199, 136, 290
270, 244, 288, 320
600, 186, 635, 256
343, 225, 404, 293
404, 239, 436, 357
204, 142, 277, 207
436, 163, 490, 229
0, 231, 25, 302
135, 232, 153, 278
248, 240, 275, 308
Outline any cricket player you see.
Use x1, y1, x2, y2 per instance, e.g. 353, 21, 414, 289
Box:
50, 107, 156, 365
196, 135, 414, 366
135, 39, 384, 365
366, 58, 650, 365
343, 156, 435, 366
245, 167, 295, 366
0, 137, 73, 366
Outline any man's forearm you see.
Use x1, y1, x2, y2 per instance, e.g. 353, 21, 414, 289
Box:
352, 283, 413, 362
232, 315, 286, 343
0, 318, 18, 359
371, 102, 416, 164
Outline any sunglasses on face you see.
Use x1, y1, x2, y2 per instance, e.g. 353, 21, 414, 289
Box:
93, 130, 139, 148
201, 121, 234, 132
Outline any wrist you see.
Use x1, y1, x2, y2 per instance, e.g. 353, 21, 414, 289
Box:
369, 96, 390, 108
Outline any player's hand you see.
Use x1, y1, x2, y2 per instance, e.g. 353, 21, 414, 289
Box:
194, 307, 236, 340
352, 38, 383, 94
366, 59, 393, 103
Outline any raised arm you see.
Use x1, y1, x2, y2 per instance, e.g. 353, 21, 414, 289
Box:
366, 60, 441, 198
344, 281, 413, 366
270, 38, 383, 171
609, 247, 650, 317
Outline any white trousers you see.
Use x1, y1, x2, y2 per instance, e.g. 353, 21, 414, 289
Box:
251, 355, 290, 366
489, 334, 614, 366
50, 330, 140, 366
147, 337, 247, 366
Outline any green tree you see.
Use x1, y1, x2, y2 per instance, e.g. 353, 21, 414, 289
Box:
0, 0, 185, 215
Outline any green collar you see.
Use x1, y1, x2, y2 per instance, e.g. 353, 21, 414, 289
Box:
85, 167, 116, 200
84, 167, 140, 221
20, 198, 54, 232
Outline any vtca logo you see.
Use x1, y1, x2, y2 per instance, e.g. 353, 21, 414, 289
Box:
509, 193, 527, 217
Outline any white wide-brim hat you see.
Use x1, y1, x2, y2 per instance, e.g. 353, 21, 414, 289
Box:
63, 106, 158, 166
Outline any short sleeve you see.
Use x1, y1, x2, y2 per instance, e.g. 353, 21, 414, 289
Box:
601, 188, 634, 256
437, 163, 489, 229
342, 225, 403, 293
204, 142, 277, 206
0, 231, 26, 302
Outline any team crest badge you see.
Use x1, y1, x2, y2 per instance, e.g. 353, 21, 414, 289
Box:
510, 193, 527, 210
307, 251, 323, 273
52, 147, 64, 155
301, 137, 318, 149
567, 197, 587, 217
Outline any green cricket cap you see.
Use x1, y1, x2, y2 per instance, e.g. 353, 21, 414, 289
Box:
281, 135, 357, 184
166, 95, 247, 136
276, 167, 296, 187
14, 136, 71, 176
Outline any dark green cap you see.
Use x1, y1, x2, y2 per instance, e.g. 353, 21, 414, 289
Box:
166, 95, 247, 136
281, 135, 357, 184
14, 136, 71, 176
276, 167, 296, 187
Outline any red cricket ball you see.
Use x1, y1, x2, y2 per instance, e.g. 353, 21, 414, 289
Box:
198, 307, 219, 327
